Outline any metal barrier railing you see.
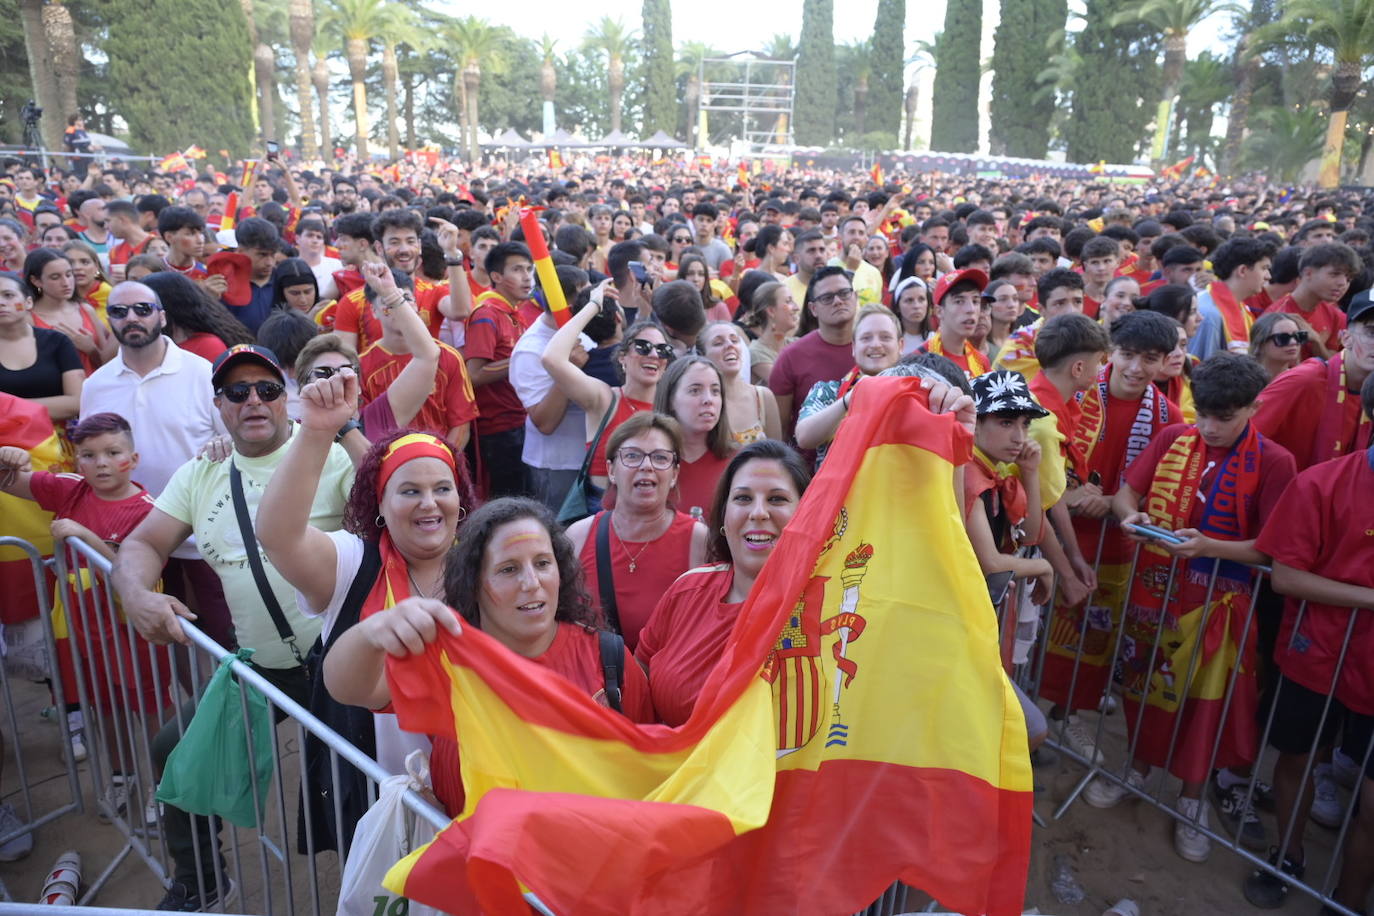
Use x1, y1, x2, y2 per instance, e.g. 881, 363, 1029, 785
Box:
1014, 527, 1371, 916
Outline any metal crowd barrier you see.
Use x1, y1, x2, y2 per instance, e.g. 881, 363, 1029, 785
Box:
1012, 528, 1371, 916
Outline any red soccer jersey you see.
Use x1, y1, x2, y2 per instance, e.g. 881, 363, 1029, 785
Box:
390, 622, 654, 816
29, 472, 155, 545
162, 257, 208, 281
359, 339, 478, 439
578, 512, 699, 653
675, 450, 731, 517
1253, 355, 1373, 471
335, 278, 448, 352
1256, 449, 1374, 715
463, 293, 528, 435
1264, 294, 1346, 358
109, 236, 155, 268
636, 564, 741, 728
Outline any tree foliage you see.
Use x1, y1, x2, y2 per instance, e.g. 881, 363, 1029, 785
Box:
795, 0, 836, 145
930, 0, 981, 151
868, 0, 904, 138
640, 0, 674, 135
990, 0, 1066, 157
106, 0, 255, 157
1063, 0, 1160, 162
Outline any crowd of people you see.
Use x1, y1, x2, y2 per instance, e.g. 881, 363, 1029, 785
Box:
0, 149, 1372, 914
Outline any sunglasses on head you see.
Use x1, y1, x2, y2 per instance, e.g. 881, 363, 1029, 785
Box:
107, 302, 160, 319
629, 338, 674, 359
217, 381, 286, 403
1267, 330, 1309, 347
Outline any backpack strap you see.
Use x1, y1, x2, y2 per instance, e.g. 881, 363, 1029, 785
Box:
594, 513, 622, 636
598, 629, 625, 713
229, 460, 304, 667
328, 538, 383, 650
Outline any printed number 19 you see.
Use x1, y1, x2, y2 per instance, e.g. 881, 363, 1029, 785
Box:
371, 896, 408, 916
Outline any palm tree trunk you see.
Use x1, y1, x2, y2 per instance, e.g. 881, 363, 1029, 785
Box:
312, 54, 333, 165
382, 41, 400, 161
464, 67, 481, 161
854, 77, 868, 137
454, 76, 470, 159
254, 42, 277, 139
1220, 33, 1256, 176
1151, 33, 1188, 165
903, 85, 918, 150
404, 65, 416, 149
17, 0, 61, 151
289, 0, 319, 160
41, 2, 79, 123
1318, 107, 1349, 188
609, 56, 624, 134
346, 37, 370, 160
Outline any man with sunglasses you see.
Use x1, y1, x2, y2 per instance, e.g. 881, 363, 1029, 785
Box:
114, 342, 352, 912
1255, 290, 1374, 472
768, 265, 859, 442
80, 282, 235, 648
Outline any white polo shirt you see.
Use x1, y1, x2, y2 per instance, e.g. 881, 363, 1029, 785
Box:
80, 337, 226, 559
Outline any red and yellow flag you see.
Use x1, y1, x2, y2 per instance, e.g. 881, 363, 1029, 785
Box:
547, 148, 564, 170
0, 394, 65, 624
518, 208, 570, 326
158, 151, 189, 173
870, 162, 884, 185
383, 376, 1033, 915
737, 162, 749, 187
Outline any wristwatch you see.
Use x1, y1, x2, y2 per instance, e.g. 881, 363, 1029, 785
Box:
444, 257, 464, 267
335, 418, 363, 442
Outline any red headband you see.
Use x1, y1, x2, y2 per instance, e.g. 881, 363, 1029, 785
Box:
376, 433, 456, 499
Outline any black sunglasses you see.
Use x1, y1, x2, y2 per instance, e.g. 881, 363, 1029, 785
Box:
629, 338, 674, 359
217, 381, 286, 403
1267, 331, 1309, 347
310, 365, 347, 379
107, 302, 160, 319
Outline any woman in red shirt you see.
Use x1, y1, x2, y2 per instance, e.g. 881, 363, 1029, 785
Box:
566, 412, 709, 652
654, 355, 737, 517
142, 271, 253, 362
324, 497, 654, 816
636, 439, 812, 727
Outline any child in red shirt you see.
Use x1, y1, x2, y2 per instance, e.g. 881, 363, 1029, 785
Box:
0, 412, 167, 819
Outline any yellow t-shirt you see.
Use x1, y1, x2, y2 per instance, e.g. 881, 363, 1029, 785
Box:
1027, 413, 1067, 511
155, 430, 354, 668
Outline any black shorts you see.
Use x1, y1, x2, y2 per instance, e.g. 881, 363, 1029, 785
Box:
1267, 676, 1374, 781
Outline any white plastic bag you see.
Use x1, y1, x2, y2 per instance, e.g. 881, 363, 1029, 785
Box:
336, 751, 443, 916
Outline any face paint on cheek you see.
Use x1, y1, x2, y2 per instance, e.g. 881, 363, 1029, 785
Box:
115, 459, 133, 472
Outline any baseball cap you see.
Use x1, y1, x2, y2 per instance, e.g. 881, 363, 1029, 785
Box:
1348, 288, 1374, 326
211, 344, 285, 389
933, 268, 989, 306
970, 370, 1050, 418
761, 198, 784, 213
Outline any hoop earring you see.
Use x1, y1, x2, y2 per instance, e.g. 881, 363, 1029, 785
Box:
456, 506, 467, 522
719, 526, 726, 536
375, 514, 386, 528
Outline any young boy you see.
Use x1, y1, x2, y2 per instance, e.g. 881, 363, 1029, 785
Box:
1262, 242, 1360, 359
1242, 371, 1374, 911
1086, 355, 1296, 864
0, 412, 164, 822
922, 267, 992, 378
1079, 236, 1122, 321
1038, 310, 1182, 762
995, 267, 1087, 382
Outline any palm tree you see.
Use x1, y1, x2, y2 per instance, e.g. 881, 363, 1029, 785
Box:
1219, 0, 1278, 175
1240, 105, 1327, 181
539, 34, 559, 135
319, 0, 395, 160
43, 1, 79, 125
763, 34, 796, 144
1176, 53, 1231, 161
447, 17, 507, 161
905, 33, 943, 152
1256, 0, 1374, 187
240, 0, 276, 139
17, 0, 61, 150
583, 17, 637, 136
1111, 0, 1246, 165
377, 6, 423, 161
842, 41, 874, 138
311, 33, 334, 163
289, 0, 319, 160
676, 41, 722, 146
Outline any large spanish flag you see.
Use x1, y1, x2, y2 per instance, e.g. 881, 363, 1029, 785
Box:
384, 376, 1033, 915
0, 394, 65, 624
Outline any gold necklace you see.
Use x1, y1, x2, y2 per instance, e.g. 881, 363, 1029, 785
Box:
613, 514, 662, 573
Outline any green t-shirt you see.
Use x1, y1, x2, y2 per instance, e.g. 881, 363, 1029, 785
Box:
155, 432, 354, 669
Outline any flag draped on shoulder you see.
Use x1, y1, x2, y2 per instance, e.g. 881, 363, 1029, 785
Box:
383, 375, 1033, 916
0, 394, 66, 623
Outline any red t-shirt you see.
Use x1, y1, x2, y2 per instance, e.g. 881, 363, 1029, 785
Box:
768, 331, 857, 429
588, 391, 654, 479
1083, 295, 1101, 320
1256, 449, 1374, 715
1264, 294, 1346, 358
636, 564, 741, 728
463, 294, 528, 435
675, 450, 731, 516
359, 340, 478, 439
1087, 389, 1180, 494
1253, 356, 1372, 471
1245, 289, 1273, 321
396, 622, 655, 816
109, 236, 155, 268
334, 279, 447, 352
29, 472, 155, 544
162, 258, 208, 281
579, 511, 698, 653
177, 332, 228, 363
1123, 424, 1296, 533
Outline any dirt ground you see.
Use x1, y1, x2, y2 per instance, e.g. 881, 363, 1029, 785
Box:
0, 674, 1359, 916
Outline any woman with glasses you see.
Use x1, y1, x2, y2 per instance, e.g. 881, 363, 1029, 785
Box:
142, 271, 252, 363
665, 225, 694, 277
543, 288, 671, 496
25, 247, 116, 375
1249, 312, 1310, 380
565, 412, 708, 651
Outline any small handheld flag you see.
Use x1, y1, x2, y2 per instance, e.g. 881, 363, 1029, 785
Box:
870, 162, 884, 185
159, 151, 189, 173
519, 208, 570, 327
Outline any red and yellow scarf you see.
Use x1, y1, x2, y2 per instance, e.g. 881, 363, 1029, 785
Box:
925, 334, 991, 378
1029, 372, 1088, 484
1207, 281, 1252, 351
1071, 363, 1170, 482
963, 447, 1029, 551
1313, 352, 1373, 465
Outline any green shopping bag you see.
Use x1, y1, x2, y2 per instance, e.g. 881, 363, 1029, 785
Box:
156, 649, 275, 828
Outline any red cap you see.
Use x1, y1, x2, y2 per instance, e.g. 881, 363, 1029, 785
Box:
207, 251, 253, 307
933, 268, 989, 305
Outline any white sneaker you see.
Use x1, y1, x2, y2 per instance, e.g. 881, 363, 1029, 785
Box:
1098, 693, 1118, 715
1057, 715, 1106, 765
99, 775, 131, 825
1174, 796, 1212, 863
0, 804, 32, 862
1084, 767, 1146, 808
66, 710, 87, 763
1311, 763, 1345, 828
1332, 748, 1361, 790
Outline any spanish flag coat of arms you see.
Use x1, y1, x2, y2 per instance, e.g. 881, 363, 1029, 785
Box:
384, 376, 1033, 915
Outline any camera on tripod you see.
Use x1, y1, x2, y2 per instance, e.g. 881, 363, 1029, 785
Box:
20, 100, 42, 126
